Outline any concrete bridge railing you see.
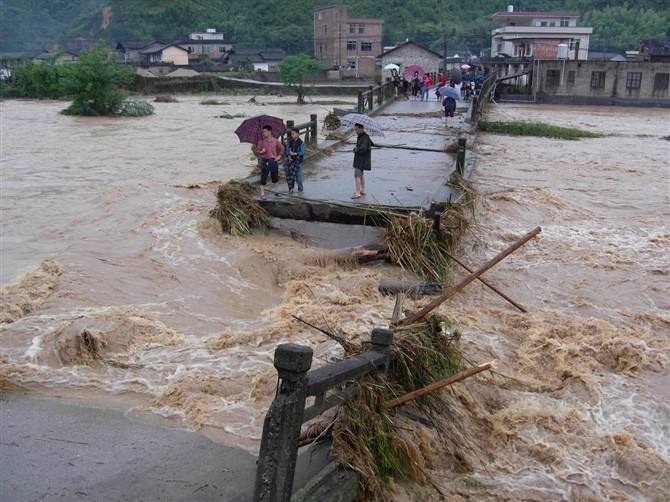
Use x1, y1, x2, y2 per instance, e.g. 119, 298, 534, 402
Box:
470, 73, 497, 122
357, 80, 396, 113
253, 328, 394, 502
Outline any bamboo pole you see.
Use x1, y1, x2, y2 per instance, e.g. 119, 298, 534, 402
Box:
443, 251, 528, 313
400, 226, 541, 326
384, 361, 495, 409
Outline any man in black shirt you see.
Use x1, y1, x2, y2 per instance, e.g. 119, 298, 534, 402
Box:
352, 123, 373, 199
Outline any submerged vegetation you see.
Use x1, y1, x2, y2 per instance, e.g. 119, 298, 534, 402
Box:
2, 46, 153, 117
209, 181, 269, 236
478, 120, 603, 140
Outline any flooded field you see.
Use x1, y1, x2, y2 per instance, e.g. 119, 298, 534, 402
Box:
1, 96, 669, 499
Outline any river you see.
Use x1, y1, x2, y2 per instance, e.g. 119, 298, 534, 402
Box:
1, 97, 669, 499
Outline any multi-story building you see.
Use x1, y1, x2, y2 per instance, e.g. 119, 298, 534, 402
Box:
491, 6, 592, 61
179, 29, 235, 62
313, 5, 383, 77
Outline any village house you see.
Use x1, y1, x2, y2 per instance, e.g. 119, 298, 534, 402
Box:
229, 48, 287, 72
33, 50, 80, 64
491, 6, 592, 61
639, 39, 670, 63
139, 42, 189, 66
116, 41, 158, 64
379, 41, 442, 79
179, 29, 235, 63
313, 5, 383, 78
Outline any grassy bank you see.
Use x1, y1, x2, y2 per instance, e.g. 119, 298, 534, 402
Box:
478, 120, 603, 140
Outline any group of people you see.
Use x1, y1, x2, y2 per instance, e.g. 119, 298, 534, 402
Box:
391, 65, 486, 119
255, 122, 374, 201
255, 125, 305, 199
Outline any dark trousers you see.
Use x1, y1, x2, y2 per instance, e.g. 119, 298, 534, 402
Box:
260, 159, 279, 185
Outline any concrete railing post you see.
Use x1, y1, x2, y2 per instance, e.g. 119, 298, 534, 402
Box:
357, 91, 364, 113
310, 114, 318, 145
370, 328, 393, 372
456, 137, 467, 176
368, 85, 374, 112
254, 344, 313, 502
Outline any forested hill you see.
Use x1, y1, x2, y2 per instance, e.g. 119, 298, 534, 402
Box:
2, 0, 669, 54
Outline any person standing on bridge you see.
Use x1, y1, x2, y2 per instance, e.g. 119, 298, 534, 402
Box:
284, 128, 305, 194
351, 123, 374, 199
256, 125, 283, 200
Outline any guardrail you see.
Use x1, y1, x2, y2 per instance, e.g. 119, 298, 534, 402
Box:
470, 73, 497, 122
357, 80, 396, 113
286, 114, 318, 146
253, 328, 393, 502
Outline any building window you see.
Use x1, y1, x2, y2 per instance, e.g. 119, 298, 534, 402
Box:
567, 70, 576, 85
203, 45, 210, 54
560, 17, 569, 27
349, 24, 356, 34
358, 24, 365, 34
324, 26, 327, 35
347, 40, 357, 52
653, 73, 669, 90
496, 43, 502, 54
549, 22, 556, 27
569, 39, 578, 50
540, 21, 548, 27
361, 42, 372, 52
546, 69, 561, 87
590, 71, 606, 89
219, 46, 226, 53
625, 72, 642, 89
188, 46, 194, 53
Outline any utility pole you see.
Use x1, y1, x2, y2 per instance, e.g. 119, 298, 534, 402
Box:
443, 33, 448, 73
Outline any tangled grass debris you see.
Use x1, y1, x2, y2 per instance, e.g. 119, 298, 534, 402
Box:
209, 181, 269, 236
330, 314, 464, 500
385, 214, 453, 282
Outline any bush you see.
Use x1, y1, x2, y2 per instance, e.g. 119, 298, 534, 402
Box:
116, 100, 155, 117
61, 46, 135, 116
10, 60, 69, 98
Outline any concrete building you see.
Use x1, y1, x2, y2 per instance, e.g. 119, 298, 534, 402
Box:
531, 60, 670, 107
229, 48, 286, 72
139, 43, 189, 66
313, 5, 383, 77
179, 29, 234, 62
379, 41, 442, 79
491, 6, 592, 61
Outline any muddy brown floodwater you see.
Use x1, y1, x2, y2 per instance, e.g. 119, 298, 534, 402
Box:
2, 97, 669, 499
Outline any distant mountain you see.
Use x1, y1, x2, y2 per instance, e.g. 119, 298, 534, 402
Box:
2, 1, 668, 54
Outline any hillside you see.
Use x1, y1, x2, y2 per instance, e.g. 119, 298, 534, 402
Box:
1, 0, 669, 54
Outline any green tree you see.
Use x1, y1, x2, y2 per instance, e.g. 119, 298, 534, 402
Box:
236, 58, 254, 73
11, 60, 67, 98
583, 6, 670, 51
61, 45, 134, 115
277, 54, 324, 104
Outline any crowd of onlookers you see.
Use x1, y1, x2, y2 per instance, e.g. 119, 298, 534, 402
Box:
389, 66, 487, 119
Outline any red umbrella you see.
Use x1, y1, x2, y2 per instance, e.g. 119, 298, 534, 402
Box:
234, 115, 286, 145
403, 64, 425, 79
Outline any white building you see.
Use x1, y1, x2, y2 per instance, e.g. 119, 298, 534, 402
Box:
188, 29, 224, 41
491, 6, 592, 61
